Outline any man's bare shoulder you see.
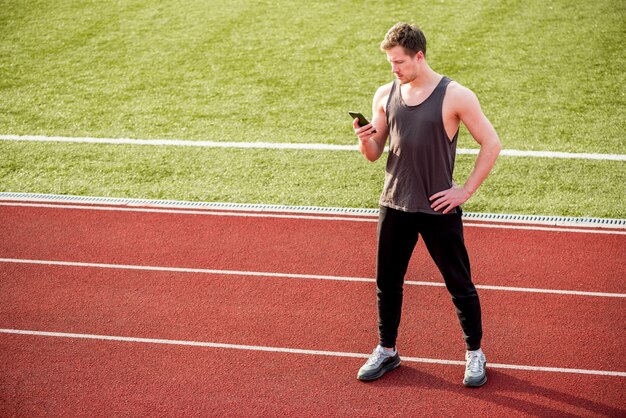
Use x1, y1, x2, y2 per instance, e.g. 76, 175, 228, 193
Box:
444, 80, 489, 126
375, 81, 394, 97
373, 81, 394, 111
446, 81, 479, 104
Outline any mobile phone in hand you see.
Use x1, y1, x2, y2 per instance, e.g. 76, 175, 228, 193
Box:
349, 111, 376, 132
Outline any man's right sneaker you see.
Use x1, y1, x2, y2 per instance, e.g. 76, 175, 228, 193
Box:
463, 348, 487, 387
357, 345, 400, 381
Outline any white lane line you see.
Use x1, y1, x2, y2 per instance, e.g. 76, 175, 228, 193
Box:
0, 202, 377, 223
2, 134, 625, 161
2, 201, 625, 234
0, 257, 375, 283
1, 258, 624, 298
462, 222, 626, 235
1, 328, 624, 377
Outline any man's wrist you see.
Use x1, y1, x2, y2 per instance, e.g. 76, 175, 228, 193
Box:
462, 184, 475, 197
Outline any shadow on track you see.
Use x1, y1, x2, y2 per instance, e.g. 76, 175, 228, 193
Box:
369, 365, 625, 417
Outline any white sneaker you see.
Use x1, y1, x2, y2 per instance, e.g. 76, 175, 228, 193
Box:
463, 348, 487, 387
357, 345, 400, 381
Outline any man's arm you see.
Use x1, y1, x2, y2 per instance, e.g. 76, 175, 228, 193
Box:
354, 83, 391, 162
430, 85, 502, 214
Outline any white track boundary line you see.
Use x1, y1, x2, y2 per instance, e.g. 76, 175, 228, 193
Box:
1, 258, 624, 298
461, 222, 626, 235
0, 202, 377, 223
1, 200, 624, 234
2, 134, 625, 161
1, 328, 624, 377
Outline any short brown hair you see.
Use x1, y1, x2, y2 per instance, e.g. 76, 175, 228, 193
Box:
380, 22, 427, 57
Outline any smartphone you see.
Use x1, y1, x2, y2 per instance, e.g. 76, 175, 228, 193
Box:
349, 111, 376, 132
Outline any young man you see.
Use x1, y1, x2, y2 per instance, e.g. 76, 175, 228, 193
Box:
353, 23, 501, 387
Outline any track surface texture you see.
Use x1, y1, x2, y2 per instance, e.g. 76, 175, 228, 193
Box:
1, 200, 625, 417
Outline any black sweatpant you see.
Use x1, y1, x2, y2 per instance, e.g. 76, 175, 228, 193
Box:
376, 206, 483, 351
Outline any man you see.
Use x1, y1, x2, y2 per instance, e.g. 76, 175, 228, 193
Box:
353, 22, 501, 387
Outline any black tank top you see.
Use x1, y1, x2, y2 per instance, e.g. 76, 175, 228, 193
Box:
379, 76, 459, 214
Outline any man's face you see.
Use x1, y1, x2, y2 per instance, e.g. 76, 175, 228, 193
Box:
385, 45, 421, 84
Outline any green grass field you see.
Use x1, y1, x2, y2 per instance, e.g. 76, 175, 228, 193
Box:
1, 0, 625, 218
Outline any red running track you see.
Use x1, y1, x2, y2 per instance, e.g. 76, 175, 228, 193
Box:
0, 201, 625, 417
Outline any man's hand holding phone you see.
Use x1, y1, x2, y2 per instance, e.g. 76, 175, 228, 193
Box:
349, 111, 377, 143
350, 111, 386, 162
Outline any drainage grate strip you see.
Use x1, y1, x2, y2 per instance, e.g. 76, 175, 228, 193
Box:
0, 192, 624, 228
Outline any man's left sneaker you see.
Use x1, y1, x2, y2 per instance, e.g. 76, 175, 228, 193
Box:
463, 348, 487, 387
357, 345, 400, 381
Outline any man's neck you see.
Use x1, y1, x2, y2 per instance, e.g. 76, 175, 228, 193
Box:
407, 65, 440, 89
